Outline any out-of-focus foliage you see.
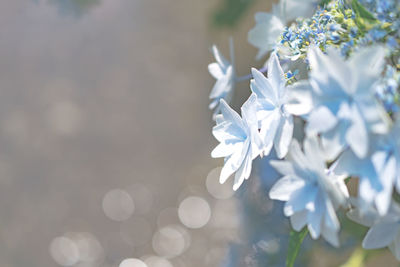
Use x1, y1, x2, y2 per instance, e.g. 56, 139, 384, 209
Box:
212, 0, 256, 28
286, 228, 308, 267
47, 0, 101, 16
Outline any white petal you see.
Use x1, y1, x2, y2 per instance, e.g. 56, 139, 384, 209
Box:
362, 222, 398, 249
307, 190, 323, 239
259, 110, 280, 155
284, 185, 317, 216
303, 135, 325, 171
219, 140, 249, 184
211, 142, 242, 158
321, 225, 339, 247
241, 93, 259, 126
248, 13, 284, 60
346, 207, 377, 227
233, 152, 253, 191
285, 80, 313, 115
320, 121, 347, 161
219, 99, 244, 129
346, 104, 369, 158
306, 106, 338, 135
250, 68, 278, 103
323, 198, 340, 231
208, 62, 223, 79
290, 210, 308, 231
209, 66, 233, 99
269, 175, 305, 201
211, 45, 229, 69
269, 160, 295, 176
373, 153, 396, 215
274, 115, 294, 159
267, 53, 285, 95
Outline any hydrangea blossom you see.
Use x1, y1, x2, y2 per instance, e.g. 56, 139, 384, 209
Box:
293, 45, 390, 159
269, 136, 349, 246
208, 0, 400, 263
250, 53, 309, 158
348, 200, 400, 260
344, 118, 400, 215
334, 139, 392, 215
248, 0, 317, 60
248, 8, 285, 60
211, 94, 263, 190
208, 41, 235, 119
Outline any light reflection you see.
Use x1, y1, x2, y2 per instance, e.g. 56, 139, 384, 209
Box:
178, 196, 211, 229
142, 256, 173, 267
119, 258, 148, 267
49, 236, 80, 266
102, 189, 135, 222
64, 232, 104, 264
49, 232, 104, 266
152, 225, 190, 259
206, 167, 235, 200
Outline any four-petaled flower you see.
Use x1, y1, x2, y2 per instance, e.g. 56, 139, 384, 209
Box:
295, 46, 390, 160
208, 41, 235, 119
211, 94, 263, 191
248, 0, 317, 60
250, 53, 309, 158
348, 200, 400, 260
269, 136, 349, 246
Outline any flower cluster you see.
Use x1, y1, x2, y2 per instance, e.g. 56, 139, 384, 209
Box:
208, 0, 400, 261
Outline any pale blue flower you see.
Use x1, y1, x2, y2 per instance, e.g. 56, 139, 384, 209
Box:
269, 136, 349, 246
248, 9, 285, 60
208, 40, 235, 119
345, 118, 399, 215
211, 94, 264, 191
248, 0, 317, 60
300, 46, 390, 159
334, 138, 392, 215
250, 53, 310, 159
347, 200, 400, 260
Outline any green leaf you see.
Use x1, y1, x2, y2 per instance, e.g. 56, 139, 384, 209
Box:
351, 0, 377, 22
212, 0, 255, 28
286, 227, 308, 267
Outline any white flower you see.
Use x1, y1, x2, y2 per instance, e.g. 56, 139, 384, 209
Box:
269, 136, 349, 246
250, 53, 309, 158
334, 139, 392, 216
248, 0, 317, 60
248, 9, 285, 60
296, 46, 390, 159
347, 200, 400, 260
364, 117, 400, 215
211, 94, 263, 191
208, 40, 235, 119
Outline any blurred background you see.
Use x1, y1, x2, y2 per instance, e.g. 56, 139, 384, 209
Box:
1, 1, 399, 267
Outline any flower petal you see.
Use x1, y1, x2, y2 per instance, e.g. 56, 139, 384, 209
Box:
274, 115, 293, 159
269, 175, 305, 201
362, 222, 398, 249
